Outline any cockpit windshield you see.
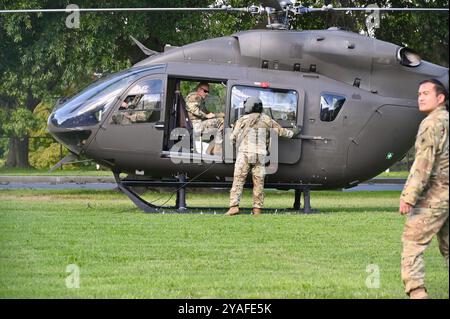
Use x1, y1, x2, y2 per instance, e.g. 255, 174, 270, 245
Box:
51, 67, 158, 128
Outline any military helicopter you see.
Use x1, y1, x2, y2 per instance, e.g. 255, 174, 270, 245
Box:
6, 0, 448, 213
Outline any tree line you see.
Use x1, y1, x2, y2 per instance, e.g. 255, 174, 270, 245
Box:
0, 0, 448, 168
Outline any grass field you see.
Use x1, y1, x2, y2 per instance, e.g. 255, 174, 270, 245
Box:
0, 167, 113, 176
0, 189, 448, 299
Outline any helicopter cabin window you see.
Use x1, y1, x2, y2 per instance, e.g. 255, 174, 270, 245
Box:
320, 93, 346, 122
230, 85, 297, 126
111, 79, 162, 125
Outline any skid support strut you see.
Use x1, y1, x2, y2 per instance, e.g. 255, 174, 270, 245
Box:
113, 172, 160, 213
293, 188, 313, 214
176, 173, 187, 212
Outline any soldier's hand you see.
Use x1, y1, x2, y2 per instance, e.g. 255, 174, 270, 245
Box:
399, 199, 412, 215
206, 113, 215, 119
291, 126, 301, 138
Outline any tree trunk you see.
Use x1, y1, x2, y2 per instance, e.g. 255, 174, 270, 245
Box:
5, 136, 31, 168
4, 89, 41, 168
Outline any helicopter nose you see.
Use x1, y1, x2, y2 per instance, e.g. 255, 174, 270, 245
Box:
47, 112, 93, 155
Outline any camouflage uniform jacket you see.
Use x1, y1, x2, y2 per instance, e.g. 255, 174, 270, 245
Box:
230, 113, 294, 155
186, 92, 208, 124
401, 104, 449, 209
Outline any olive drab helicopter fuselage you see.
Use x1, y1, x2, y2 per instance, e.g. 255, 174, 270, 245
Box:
42, 3, 448, 213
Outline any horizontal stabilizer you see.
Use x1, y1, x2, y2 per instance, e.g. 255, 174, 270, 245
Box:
49, 153, 80, 172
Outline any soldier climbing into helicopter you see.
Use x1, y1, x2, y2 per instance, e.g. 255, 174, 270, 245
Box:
225, 96, 301, 216
186, 82, 225, 155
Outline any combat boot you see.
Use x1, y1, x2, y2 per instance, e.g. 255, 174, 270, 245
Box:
409, 288, 429, 299
252, 208, 262, 215
225, 206, 239, 216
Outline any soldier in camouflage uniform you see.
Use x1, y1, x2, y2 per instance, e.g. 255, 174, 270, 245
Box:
112, 94, 158, 124
225, 97, 300, 216
186, 82, 224, 154
399, 79, 449, 299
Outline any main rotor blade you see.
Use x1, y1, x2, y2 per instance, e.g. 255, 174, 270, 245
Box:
259, 0, 285, 11
307, 7, 448, 12
0, 7, 249, 14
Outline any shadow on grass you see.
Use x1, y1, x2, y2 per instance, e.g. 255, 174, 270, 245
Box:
113, 205, 399, 215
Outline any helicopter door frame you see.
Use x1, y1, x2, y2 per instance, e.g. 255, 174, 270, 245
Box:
225, 80, 305, 165
162, 77, 228, 163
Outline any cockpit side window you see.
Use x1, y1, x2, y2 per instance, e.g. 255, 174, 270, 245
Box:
320, 93, 346, 122
51, 69, 150, 128
111, 79, 163, 125
230, 85, 298, 126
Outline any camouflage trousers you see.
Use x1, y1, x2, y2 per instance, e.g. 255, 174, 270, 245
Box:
229, 152, 266, 209
192, 118, 224, 143
401, 207, 449, 294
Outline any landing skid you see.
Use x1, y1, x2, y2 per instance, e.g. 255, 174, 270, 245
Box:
113, 172, 319, 214
114, 172, 161, 213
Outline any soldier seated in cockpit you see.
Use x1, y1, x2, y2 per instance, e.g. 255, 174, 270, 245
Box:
112, 95, 153, 124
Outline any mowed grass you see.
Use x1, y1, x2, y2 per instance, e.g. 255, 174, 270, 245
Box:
0, 189, 448, 299
0, 167, 113, 176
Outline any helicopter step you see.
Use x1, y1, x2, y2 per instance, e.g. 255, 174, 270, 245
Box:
113, 172, 317, 214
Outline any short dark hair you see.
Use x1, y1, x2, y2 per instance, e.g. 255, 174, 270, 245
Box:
196, 82, 209, 90
419, 78, 448, 102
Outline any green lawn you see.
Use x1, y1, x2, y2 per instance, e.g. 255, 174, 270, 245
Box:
377, 171, 409, 178
0, 189, 447, 299
0, 167, 113, 176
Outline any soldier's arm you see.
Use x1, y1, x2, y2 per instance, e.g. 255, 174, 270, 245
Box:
186, 95, 208, 119
400, 120, 437, 206
269, 119, 294, 138
229, 118, 243, 144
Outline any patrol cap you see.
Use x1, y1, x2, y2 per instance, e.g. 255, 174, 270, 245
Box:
244, 96, 263, 114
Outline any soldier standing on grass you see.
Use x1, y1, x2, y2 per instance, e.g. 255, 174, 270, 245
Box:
399, 79, 449, 299
225, 97, 300, 216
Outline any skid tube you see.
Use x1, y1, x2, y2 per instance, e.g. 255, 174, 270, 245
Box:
113, 172, 319, 214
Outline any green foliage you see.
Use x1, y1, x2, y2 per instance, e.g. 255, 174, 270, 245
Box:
29, 142, 64, 169
31, 102, 53, 137
1, 108, 40, 137
0, 109, 7, 158
0, 108, 6, 133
